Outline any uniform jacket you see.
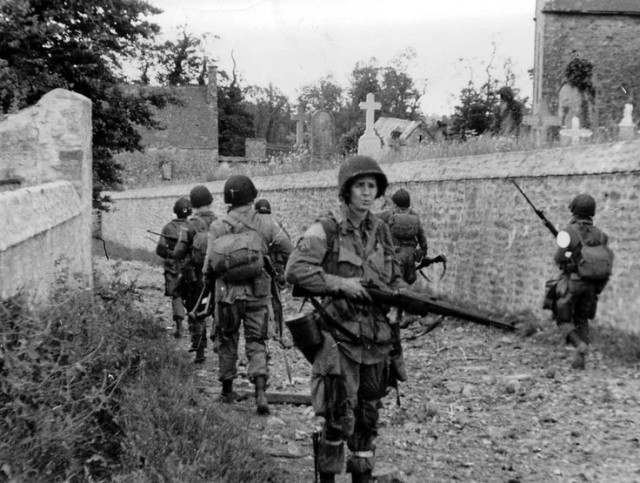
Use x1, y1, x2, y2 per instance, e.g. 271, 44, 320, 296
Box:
285, 205, 407, 364
204, 204, 293, 305
155, 218, 187, 274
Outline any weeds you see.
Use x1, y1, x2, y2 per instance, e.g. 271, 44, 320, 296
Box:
0, 271, 291, 482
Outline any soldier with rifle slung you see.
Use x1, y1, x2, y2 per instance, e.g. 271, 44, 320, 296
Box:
513, 181, 614, 370
154, 197, 192, 338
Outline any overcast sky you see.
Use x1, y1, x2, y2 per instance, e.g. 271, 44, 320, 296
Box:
143, 0, 536, 116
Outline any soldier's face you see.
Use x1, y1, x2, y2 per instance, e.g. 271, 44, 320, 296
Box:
348, 175, 378, 213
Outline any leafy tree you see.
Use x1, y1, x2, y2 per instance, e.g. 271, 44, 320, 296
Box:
245, 83, 291, 144
298, 74, 345, 113
0, 0, 167, 207
218, 69, 254, 156
156, 27, 207, 86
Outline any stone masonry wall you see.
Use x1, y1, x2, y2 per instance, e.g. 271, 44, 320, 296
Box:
543, 14, 640, 129
0, 89, 93, 302
102, 141, 640, 335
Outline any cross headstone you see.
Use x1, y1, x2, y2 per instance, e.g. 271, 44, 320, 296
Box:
360, 93, 381, 135
291, 105, 309, 147
522, 104, 561, 142
310, 110, 335, 160
618, 103, 636, 141
559, 116, 592, 146
357, 93, 382, 157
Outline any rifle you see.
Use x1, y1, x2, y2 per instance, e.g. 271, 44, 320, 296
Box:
415, 254, 447, 281
511, 180, 558, 237
292, 283, 515, 332
265, 257, 292, 383
147, 229, 179, 241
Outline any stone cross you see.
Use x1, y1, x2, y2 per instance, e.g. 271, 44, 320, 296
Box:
359, 93, 381, 135
522, 104, 561, 142
291, 105, 309, 146
560, 116, 592, 146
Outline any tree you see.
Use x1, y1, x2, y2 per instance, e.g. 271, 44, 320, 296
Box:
0, 0, 167, 207
217, 68, 254, 157
245, 83, 291, 144
298, 74, 345, 113
156, 27, 210, 86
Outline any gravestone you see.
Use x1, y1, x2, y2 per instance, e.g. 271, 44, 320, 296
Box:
522, 103, 561, 142
357, 93, 382, 158
618, 103, 636, 141
292, 105, 309, 147
559, 116, 592, 146
245, 138, 267, 161
310, 110, 335, 159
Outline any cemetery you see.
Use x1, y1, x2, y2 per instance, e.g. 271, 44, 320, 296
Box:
1, 1, 640, 482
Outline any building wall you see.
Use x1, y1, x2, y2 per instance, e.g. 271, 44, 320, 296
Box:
0, 89, 93, 303
542, 13, 640, 130
102, 141, 640, 335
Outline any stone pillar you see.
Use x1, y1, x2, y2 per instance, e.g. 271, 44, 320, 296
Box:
207, 65, 219, 164
618, 103, 636, 141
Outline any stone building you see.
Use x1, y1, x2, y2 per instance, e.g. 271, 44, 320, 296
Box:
374, 117, 430, 154
532, 0, 640, 132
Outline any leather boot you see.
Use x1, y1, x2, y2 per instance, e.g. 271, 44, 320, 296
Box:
194, 347, 205, 364
572, 342, 589, 370
173, 316, 182, 338
220, 380, 234, 404
351, 472, 372, 483
254, 376, 270, 415
319, 473, 335, 483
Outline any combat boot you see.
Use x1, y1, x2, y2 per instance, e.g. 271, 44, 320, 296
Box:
572, 342, 589, 370
173, 316, 183, 338
219, 380, 235, 404
194, 347, 205, 364
351, 472, 372, 483
254, 376, 270, 415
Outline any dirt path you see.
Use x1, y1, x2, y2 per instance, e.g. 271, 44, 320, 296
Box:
100, 260, 640, 483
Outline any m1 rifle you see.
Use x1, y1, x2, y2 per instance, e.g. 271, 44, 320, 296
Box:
292, 282, 515, 332
147, 229, 179, 241
511, 180, 558, 237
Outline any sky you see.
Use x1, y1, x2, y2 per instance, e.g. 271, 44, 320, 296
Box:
143, 0, 536, 116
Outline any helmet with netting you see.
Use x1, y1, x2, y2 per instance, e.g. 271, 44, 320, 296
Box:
224, 175, 258, 206
569, 193, 596, 217
189, 185, 213, 208
173, 197, 192, 218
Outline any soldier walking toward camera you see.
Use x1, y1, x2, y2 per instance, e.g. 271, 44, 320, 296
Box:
173, 185, 217, 363
155, 197, 192, 338
553, 194, 613, 370
377, 188, 428, 327
285, 156, 408, 483
204, 176, 293, 415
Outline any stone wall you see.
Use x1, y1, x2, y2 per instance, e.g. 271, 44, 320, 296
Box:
101, 141, 640, 335
0, 89, 93, 302
542, 13, 640, 130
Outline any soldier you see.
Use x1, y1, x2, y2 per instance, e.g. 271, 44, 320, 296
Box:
377, 188, 428, 327
204, 175, 293, 415
285, 156, 408, 483
155, 196, 192, 338
173, 185, 217, 364
553, 193, 614, 370
254, 198, 291, 288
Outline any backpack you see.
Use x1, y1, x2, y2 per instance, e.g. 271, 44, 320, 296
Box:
576, 229, 613, 280
190, 215, 213, 269
208, 214, 266, 283
389, 211, 419, 241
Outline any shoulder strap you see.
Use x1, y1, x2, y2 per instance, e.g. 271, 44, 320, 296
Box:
227, 210, 259, 233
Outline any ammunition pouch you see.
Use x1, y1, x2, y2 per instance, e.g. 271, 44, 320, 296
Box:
285, 311, 324, 363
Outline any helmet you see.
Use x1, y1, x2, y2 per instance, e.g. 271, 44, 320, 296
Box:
337, 155, 388, 201
254, 198, 271, 214
569, 193, 596, 217
189, 185, 213, 208
391, 189, 410, 208
173, 196, 192, 218
224, 174, 258, 206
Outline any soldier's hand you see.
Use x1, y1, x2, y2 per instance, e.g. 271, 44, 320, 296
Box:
339, 277, 371, 302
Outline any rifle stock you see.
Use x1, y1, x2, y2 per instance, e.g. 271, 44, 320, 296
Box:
147, 229, 179, 241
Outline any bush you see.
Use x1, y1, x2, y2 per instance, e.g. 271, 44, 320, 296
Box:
0, 271, 291, 482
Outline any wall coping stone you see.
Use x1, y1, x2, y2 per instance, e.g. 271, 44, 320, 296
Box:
0, 181, 81, 251
106, 141, 640, 201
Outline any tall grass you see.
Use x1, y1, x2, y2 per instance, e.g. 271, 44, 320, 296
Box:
0, 268, 294, 482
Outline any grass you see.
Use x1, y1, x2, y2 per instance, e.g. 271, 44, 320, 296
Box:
0, 267, 294, 483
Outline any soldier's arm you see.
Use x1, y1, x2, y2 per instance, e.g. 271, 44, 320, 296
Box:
285, 222, 360, 296
416, 216, 428, 254
172, 223, 191, 262
155, 225, 170, 259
